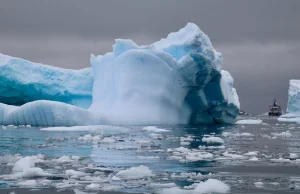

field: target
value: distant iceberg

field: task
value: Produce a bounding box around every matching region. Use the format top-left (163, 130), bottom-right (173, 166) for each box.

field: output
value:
top-left (279, 80), bottom-right (300, 123)
top-left (0, 23), bottom-right (240, 126)
top-left (286, 80), bottom-right (300, 115)
top-left (0, 53), bottom-right (93, 108)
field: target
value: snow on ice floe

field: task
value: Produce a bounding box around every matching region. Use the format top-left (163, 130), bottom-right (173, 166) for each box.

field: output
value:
top-left (222, 132), bottom-right (254, 137)
top-left (271, 131), bottom-right (292, 138)
top-left (159, 179), bottom-right (230, 194)
top-left (142, 126), bottom-right (170, 132)
top-left (278, 116), bottom-right (300, 124)
top-left (202, 136), bottom-right (224, 144)
top-left (0, 155), bottom-right (50, 180)
top-left (167, 147), bottom-right (214, 162)
top-left (254, 181), bottom-right (264, 188)
top-left (115, 165), bottom-right (152, 180)
top-left (289, 153), bottom-right (298, 159)
top-left (235, 119), bottom-right (262, 125)
top-left (18, 180), bottom-right (38, 187)
top-left (0, 23), bottom-right (240, 126)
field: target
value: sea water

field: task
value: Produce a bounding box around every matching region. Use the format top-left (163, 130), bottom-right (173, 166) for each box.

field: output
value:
top-left (0, 116), bottom-right (300, 193)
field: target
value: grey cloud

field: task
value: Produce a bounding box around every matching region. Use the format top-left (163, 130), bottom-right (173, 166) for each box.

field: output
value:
top-left (1, 0), bottom-right (300, 114)
top-left (1, 0), bottom-right (300, 43)
top-left (0, 35), bottom-right (155, 68)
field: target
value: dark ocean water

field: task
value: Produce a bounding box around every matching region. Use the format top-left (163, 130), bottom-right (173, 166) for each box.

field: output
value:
top-left (0, 116), bottom-right (300, 193)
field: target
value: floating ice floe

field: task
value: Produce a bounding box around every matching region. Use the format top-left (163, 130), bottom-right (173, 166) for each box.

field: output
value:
top-left (150, 182), bottom-right (177, 188)
top-left (143, 126), bottom-right (170, 132)
top-left (149, 133), bottom-right (164, 140)
top-left (52, 155), bottom-right (80, 163)
top-left (202, 136), bottom-right (224, 144)
top-left (0, 155), bottom-right (50, 180)
top-left (66, 170), bottom-right (87, 178)
top-left (167, 147), bottom-right (214, 162)
top-left (271, 131), bottom-right (292, 138)
top-left (243, 151), bottom-right (259, 156)
top-left (12, 156), bottom-right (37, 172)
top-left (222, 151), bottom-right (246, 160)
top-left (289, 153), bottom-right (298, 159)
top-left (115, 165), bottom-right (152, 180)
top-left (180, 136), bottom-right (194, 145)
top-left (85, 183), bottom-right (100, 191)
top-left (254, 182), bottom-right (264, 188)
top-left (222, 132), bottom-right (254, 137)
top-left (249, 157), bottom-right (259, 161)
top-left (159, 179), bottom-right (230, 194)
top-left (235, 119), bottom-right (262, 125)
top-left (18, 180), bottom-right (38, 187)
top-left (137, 156), bottom-right (160, 159)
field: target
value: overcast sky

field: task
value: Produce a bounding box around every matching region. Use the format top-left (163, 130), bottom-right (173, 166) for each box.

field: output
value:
top-left (0, 0), bottom-right (300, 114)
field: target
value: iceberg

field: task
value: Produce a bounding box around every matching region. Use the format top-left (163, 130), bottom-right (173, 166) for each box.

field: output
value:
top-left (0, 23), bottom-right (240, 126)
top-left (0, 53), bottom-right (93, 108)
top-left (279, 80), bottom-right (300, 123)
top-left (286, 80), bottom-right (300, 115)
top-left (90, 23), bottom-right (239, 124)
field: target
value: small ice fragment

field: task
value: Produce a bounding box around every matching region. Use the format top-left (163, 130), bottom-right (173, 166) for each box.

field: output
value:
top-left (116, 165), bottom-right (152, 180)
top-left (290, 153), bottom-right (298, 159)
top-left (235, 119), bottom-right (262, 125)
top-left (143, 126), bottom-right (170, 132)
top-left (85, 183), bottom-right (100, 190)
top-left (18, 180), bottom-right (38, 187)
top-left (254, 182), bottom-right (264, 188)
top-left (65, 169), bottom-right (87, 177)
top-left (249, 157), bottom-right (259, 161)
top-left (202, 137), bottom-right (224, 144)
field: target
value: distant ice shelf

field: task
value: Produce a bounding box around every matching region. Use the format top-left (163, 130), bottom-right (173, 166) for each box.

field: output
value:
top-left (0, 23), bottom-right (240, 126)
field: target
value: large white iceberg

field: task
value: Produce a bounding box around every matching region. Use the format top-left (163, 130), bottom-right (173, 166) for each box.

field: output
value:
top-left (0, 53), bottom-right (93, 108)
top-left (0, 23), bottom-right (240, 126)
top-left (279, 80), bottom-right (300, 123)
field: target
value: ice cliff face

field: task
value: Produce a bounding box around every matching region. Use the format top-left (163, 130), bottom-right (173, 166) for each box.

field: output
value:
top-left (0, 23), bottom-right (240, 126)
top-left (287, 80), bottom-right (300, 114)
top-left (0, 53), bottom-right (93, 108)
top-left (90, 23), bottom-right (239, 124)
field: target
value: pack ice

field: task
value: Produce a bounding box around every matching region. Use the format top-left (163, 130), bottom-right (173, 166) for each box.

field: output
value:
top-left (279, 80), bottom-right (300, 123)
top-left (0, 23), bottom-right (240, 126)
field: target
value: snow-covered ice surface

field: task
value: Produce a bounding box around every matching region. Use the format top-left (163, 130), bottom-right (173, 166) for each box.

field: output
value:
top-left (1, 116), bottom-right (300, 193)
top-left (0, 23), bottom-right (239, 126)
